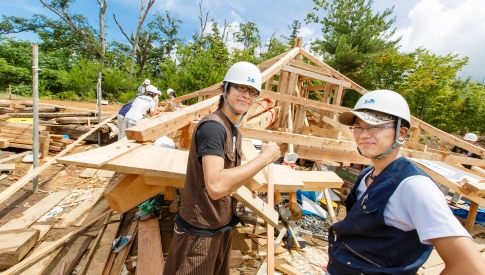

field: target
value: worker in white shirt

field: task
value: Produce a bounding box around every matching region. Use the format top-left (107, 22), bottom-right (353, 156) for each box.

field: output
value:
top-left (125, 85), bottom-right (157, 129)
top-left (136, 79), bottom-right (150, 96)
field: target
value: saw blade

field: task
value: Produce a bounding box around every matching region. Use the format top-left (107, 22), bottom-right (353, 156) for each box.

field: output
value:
top-left (288, 210), bottom-right (303, 220)
top-left (288, 202), bottom-right (303, 220)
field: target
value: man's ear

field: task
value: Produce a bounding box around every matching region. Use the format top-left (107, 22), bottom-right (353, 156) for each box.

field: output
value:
top-left (398, 127), bottom-right (409, 142)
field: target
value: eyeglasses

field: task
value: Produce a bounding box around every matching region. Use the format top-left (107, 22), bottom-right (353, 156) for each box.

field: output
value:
top-left (229, 83), bottom-right (260, 97)
top-left (349, 125), bottom-right (395, 133)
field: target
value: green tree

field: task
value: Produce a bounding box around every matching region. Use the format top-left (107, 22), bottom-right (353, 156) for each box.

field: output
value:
top-left (233, 20), bottom-right (261, 62)
top-left (305, 0), bottom-right (399, 88)
top-left (402, 48), bottom-right (468, 122)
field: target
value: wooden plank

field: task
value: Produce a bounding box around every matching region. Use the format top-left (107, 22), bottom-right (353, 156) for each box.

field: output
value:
top-left (2, 210), bottom-right (112, 275)
top-left (28, 224), bottom-right (52, 241)
top-left (275, 259), bottom-right (306, 275)
top-left (43, 235), bottom-right (91, 275)
top-left (20, 241), bottom-right (62, 275)
top-left (109, 220), bottom-right (138, 275)
top-left (0, 164), bottom-right (15, 172)
top-left (74, 199), bottom-right (111, 227)
top-left (85, 213), bottom-right (122, 275)
top-left (101, 146), bottom-right (188, 179)
top-left (233, 186), bottom-right (278, 227)
top-left (294, 171), bottom-right (344, 190)
top-left (80, 168), bottom-right (99, 178)
top-left (96, 169), bottom-right (116, 178)
top-left (0, 151), bottom-right (30, 164)
top-left (0, 229), bottom-right (39, 269)
top-left (104, 174), bottom-right (165, 213)
top-left (463, 179), bottom-right (485, 195)
top-left (57, 141), bottom-right (142, 168)
top-left (138, 219), bottom-right (164, 274)
top-left (54, 188), bottom-right (106, 229)
top-left (7, 112), bottom-right (94, 119)
top-left (0, 114), bottom-right (117, 206)
top-left (0, 191), bottom-right (69, 232)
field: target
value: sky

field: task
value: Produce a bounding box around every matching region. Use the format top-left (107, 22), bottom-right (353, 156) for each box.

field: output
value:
top-left (1, 0), bottom-right (484, 83)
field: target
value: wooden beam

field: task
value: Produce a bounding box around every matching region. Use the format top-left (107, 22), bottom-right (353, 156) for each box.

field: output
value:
top-left (104, 174), bottom-right (165, 213)
top-left (281, 65), bottom-right (351, 87)
top-left (288, 60), bottom-right (332, 77)
top-left (260, 89), bottom-right (350, 114)
top-left (412, 117), bottom-right (485, 157)
top-left (261, 47), bottom-right (300, 83)
top-left (244, 108), bottom-right (279, 129)
top-left (0, 114), bottom-right (117, 205)
top-left (298, 48), bottom-right (366, 94)
top-left (233, 186), bottom-right (278, 227)
top-left (239, 128), bottom-right (356, 151)
top-left (125, 96), bottom-right (219, 142)
top-left (0, 229), bottom-right (39, 269)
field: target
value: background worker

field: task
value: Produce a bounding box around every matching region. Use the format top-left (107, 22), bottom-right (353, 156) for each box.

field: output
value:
top-left (136, 79), bottom-right (150, 96)
top-left (117, 99), bottom-right (134, 140)
top-left (125, 84), bottom-right (157, 129)
top-left (440, 132), bottom-right (483, 204)
top-left (325, 90), bottom-right (484, 275)
top-left (163, 62), bottom-right (280, 275)
top-left (167, 88), bottom-right (178, 108)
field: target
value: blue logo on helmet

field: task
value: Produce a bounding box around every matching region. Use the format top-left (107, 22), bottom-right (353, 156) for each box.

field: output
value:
top-left (247, 77), bottom-right (255, 83)
top-left (364, 99), bottom-right (375, 104)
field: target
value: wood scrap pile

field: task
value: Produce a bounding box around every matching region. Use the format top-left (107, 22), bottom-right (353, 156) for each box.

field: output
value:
top-left (0, 99), bottom-right (118, 147)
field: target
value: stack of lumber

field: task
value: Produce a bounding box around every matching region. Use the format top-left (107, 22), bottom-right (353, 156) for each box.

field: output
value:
top-left (0, 121), bottom-right (50, 157)
top-left (0, 100), bottom-right (118, 145)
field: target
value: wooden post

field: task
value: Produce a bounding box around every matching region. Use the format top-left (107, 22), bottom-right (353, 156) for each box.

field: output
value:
top-left (8, 84), bottom-right (12, 100)
top-left (97, 71), bottom-right (103, 146)
top-left (465, 201), bottom-right (479, 232)
top-left (32, 43), bottom-right (39, 193)
top-left (267, 163), bottom-right (275, 274)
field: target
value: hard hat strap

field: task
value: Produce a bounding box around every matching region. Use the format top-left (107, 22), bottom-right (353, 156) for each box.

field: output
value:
top-left (223, 82), bottom-right (247, 127)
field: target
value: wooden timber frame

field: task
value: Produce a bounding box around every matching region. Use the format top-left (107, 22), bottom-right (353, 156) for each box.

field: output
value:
top-left (49, 37), bottom-right (485, 273)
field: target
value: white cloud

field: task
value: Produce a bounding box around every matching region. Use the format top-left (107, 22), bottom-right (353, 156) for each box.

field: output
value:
top-left (395, 0), bottom-right (485, 81)
top-left (298, 27), bottom-right (315, 39)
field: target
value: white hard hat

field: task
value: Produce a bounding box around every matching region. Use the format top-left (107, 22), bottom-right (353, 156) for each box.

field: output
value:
top-left (154, 136), bottom-right (175, 149)
top-left (143, 79), bottom-right (150, 85)
top-left (339, 90), bottom-right (411, 127)
top-left (155, 90), bottom-right (162, 96)
top-left (145, 85), bottom-right (157, 95)
top-left (464, 133), bottom-right (478, 142)
top-left (167, 88), bottom-right (174, 95)
top-left (223, 61), bottom-right (262, 92)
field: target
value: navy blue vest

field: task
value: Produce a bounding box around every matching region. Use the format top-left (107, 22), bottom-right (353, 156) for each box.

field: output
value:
top-left (327, 157), bottom-right (433, 275)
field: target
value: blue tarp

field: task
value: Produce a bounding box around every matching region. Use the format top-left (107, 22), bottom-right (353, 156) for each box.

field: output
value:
top-left (450, 201), bottom-right (485, 226)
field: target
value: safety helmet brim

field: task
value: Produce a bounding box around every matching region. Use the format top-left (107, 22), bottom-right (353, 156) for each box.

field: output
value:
top-left (339, 109), bottom-right (396, 126)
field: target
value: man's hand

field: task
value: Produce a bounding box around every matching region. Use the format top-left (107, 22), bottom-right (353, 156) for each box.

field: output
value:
top-left (260, 141), bottom-right (281, 165)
